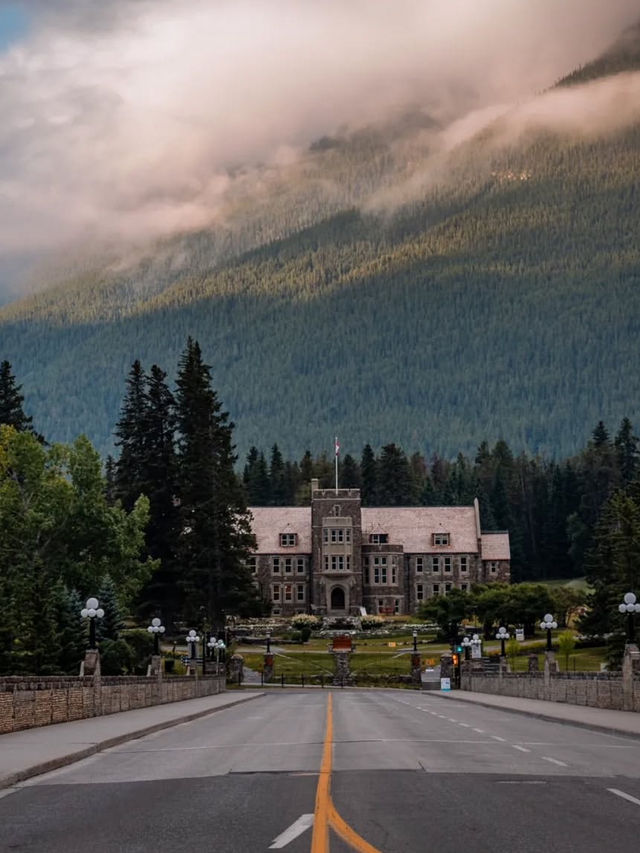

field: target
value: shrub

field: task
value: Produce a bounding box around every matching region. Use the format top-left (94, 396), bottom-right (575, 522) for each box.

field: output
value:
top-left (291, 614), bottom-right (320, 629)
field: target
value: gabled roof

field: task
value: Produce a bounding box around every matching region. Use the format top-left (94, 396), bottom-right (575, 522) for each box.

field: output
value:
top-left (480, 532), bottom-right (511, 560)
top-left (361, 506), bottom-right (479, 553)
top-left (249, 507), bottom-right (312, 553)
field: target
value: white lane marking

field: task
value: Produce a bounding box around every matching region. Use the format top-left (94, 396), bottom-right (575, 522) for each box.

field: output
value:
top-left (541, 756), bottom-right (568, 767)
top-left (269, 814), bottom-right (314, 848)
top-left (473, 729), bottom-right (485, 734)
top-left (447, 719), bottom-right (458, 723)
top-left (513, 745), bottom-right (531, 753)
top-left (608, 788), bottom-right (640, 808)
top-left (458, 723), bottom-right (470, 728)
top-left (491, 736), bottom-right (506, 742)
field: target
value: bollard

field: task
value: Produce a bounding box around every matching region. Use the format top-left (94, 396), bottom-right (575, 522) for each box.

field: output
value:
top-left (321, 674), bottom-right (324, 688)
top-left (281, 673), bottom-right (285, 688)
top-left (261, 670), bottom-right (264, 686)
top-left (301, 673), bottom-right (305, 688)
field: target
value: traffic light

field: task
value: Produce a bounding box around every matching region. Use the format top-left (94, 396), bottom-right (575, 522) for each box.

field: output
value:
top-left (452, 653), bottom-right (459, 666)
top-left (456, 644), bottom-right (463, 653)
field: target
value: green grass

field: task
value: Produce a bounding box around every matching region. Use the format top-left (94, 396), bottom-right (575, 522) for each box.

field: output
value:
top-left (507, 646), bottom-right (607, 673)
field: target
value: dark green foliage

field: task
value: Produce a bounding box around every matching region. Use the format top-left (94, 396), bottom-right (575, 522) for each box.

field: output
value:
top-left (174, 338), bottom-right (259, 625)
top-left (0, 360), bottom-right (36, 435)
top-left (97, 575), bottom-right (124, 642)
top-left (99, 638), bottom-right (135, 675)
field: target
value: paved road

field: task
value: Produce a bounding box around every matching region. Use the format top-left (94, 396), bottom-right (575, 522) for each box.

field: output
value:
top-left (1, 690), bottom-right (640, 852)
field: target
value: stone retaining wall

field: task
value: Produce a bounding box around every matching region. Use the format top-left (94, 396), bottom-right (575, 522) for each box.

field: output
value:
top-left (462, 671), bottom-right (640, 712)
top-left (0, 675), bottom-right (225, 734)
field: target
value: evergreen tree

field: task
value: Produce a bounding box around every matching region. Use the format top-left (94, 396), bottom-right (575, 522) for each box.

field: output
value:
top-left (97, 575), bottom-right (124, 642)
top-left (113, 360), bottom-right (147, 510)
top-left (360, 444), bottom-right (378, 506)
top-left (0, 360), bottom-right (38, 437)
top-left (614, 417), bottom-right (639, 486)
top-left (341, 453), bottom-right (361, 489)
top-left (56, 588), bottom-right (86, 675)
top-left (174, 338), bottom-right (259, 626)
top-left (377, 443), bottom-right (413, 505)
top-left (269, 444), bottom-right (287, 506)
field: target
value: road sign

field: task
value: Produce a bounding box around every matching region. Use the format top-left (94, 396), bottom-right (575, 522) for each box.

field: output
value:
top-left (440, 677), bottom-right (451, 691)
top-left (516, 628), bottom-right (525, 641)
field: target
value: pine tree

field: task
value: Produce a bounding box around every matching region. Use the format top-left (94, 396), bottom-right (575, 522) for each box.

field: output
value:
top-left (360, 444), bottom-right (378, 506)
top-left (341, 454), bottom-right (361, 489)
top-left (0, 360), bottom-right (38, 437)
top-left (113, 360), bottom-right (147, 511)
top-left (377, 443), bottom-right (414, 506)
top-left (614, 417), bottom-right (639, 486)
top-left (175, 338), bottom-right (259, 626)
top-left (269, 444), bottom-right (287, 506)
top-left (56, 588), bottom-right (86, 675)
top-left (97, 575), bottom-right (124, 642)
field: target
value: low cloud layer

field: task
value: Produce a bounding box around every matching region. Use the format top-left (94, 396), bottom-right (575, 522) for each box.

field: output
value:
top-left (0, 0), bottom-right (638, 262)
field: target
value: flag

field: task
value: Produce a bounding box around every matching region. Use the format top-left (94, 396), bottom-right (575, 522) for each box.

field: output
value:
top-left (335, 436), bottom-right (340, 457)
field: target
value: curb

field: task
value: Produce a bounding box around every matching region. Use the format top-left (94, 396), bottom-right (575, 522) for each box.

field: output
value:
top-left (0, 692), bottom-right (264, 790)
top-left (433, 692), bottom-right (640, 742)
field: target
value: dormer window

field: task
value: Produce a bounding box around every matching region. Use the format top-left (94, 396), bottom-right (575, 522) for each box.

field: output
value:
top-left (369, 533), bottom-right (388, 544)
top-left (433, 532), bottom-right (450, 546)
top-left (280, 533), bottom-right (297, 547)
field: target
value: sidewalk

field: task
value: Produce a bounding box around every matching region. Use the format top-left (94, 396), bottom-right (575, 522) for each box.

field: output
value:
top-left (0, 690), bottom-right (263, 790)
top-left (436, 689), bottom-right (640, 740)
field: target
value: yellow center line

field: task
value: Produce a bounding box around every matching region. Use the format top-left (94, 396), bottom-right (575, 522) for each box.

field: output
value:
top-left (311, 693), bottom-right (383, 853)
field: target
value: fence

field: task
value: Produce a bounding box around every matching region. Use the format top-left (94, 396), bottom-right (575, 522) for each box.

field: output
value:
top-left (0, 674), bottom-right (225, 734)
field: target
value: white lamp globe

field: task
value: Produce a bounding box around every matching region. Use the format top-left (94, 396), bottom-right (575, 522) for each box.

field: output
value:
top-left (86, 598), bottom-right (99, 610)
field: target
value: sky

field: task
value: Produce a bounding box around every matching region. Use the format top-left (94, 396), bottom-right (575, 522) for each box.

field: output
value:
top-left (0, 0), bottom-right (639, 277)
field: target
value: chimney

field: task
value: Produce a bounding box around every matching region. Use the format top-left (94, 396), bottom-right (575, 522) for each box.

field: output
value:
top-left (311, 478), bottom-right (319, 495)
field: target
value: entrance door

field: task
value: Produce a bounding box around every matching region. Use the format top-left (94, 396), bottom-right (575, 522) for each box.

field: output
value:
top-left (330, 586), bottom-right (346, 611)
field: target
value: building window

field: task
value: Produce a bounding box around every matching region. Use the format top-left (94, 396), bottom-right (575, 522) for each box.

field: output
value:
top-left (325, 555), bottom-right (351, 571)
top-left (394, 599), bottom-right (400, 615)
top-left (272, 607), bottom-right (281, 615)
top-left (284, 585), bottom-right (293, 602)
top-left (489, 561), bottom-right (498, 574)
top-left (272, 585), bottom-right (281, 602)
top-left (369, 533), bottom-right (389, 544)
top-left (296, 557), bottom-right (306, 574)
top-left (333, 505), bottom-right (341, 516)
top-left (416, 583), bottom-right (424, 601)
top-left (272, 557), bottom-right (280, 574)
top-left (377, 599), bottom-right (384, 612)
top-left (391, 565), bottom-right (397, 584)
top-left (247, 556), bottom-right (257, 574)
top-left (460, 556), bottom-right (468, 573)
top-left (445, 583), bottom-right (452, 593)
top-left (431, 556), bottom-right (440, 572)
top-left (416, 556), bottom-right (424, 573)
top-left (443, 557), bottom-right (452, 573)
top-left (324, 527), bottom-right (351, 543)
top-left (433, 583), bottom-right (440, 595)
top-left (296, 584), bottom-right (305, 602)
top-left (283, 558), bottom-right (293, 574)
top-left (373, 556), bottom-right (388, 584)
top-left (460, 583), bottom-right (469, 592)
top-left (280, 533), bottom-right (297, 547)
top-left (433, 532), bottom-right (450, 546)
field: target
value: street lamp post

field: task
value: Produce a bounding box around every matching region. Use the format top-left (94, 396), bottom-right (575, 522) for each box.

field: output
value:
top-left (147, 617), bottom-right (165, 655)
top-left (540, 613), bottom-right (557, 652)
top-left (266, 629), bottom-right (271, 655)
top-left (618, 592), bottom-right (640, 643)
top-left (462, 636), bottom-right (472, 661)
top-left (470, 633), bottom-right (482, 657)
top-left (496, 626), bottom-right (510, 657)
top-left (80, 597), bottom-right (105, 649)
top-left (186, 629), bottom-right (200, 673)
top-left (412, 629), bottom-right (418, 653)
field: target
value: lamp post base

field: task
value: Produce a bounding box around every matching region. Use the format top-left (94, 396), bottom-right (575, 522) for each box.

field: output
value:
top-left (80, 649), bottom-right (100, 677)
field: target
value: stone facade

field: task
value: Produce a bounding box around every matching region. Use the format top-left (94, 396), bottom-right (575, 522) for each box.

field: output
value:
top-left (0, 675), bottom-right (225, 734)
top-left (249, 483), bottom-right (511, 617)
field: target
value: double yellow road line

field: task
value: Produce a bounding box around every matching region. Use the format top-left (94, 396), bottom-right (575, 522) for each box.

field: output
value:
top-left (311, 694), bottom-right (382, 853)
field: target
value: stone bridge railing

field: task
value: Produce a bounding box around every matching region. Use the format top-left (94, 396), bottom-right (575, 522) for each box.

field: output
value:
top-left (0, 674), bottom-right (225, 734)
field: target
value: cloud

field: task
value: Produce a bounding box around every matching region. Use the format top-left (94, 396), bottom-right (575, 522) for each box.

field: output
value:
top-left (0, 0), bottom-right (638, 259)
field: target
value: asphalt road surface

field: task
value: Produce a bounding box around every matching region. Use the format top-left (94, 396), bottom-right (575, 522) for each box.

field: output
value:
top-left (1, 690), bottom-right (640, 852)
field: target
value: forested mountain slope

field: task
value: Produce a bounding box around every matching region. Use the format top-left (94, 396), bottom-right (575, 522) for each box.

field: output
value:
top-left (1, 30), bottom-right (639, 460)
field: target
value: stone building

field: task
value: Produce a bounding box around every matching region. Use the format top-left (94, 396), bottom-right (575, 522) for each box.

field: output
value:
top-left (248, 480), bottom-right (510, 617)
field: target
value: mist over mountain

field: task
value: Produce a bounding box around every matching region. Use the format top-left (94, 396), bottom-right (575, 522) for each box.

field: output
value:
top-left (1, 7), bottom-right (639, 462)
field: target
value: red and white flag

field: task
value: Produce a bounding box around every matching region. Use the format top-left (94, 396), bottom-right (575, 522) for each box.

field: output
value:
top-left (335, 436), bottom-right (340, 457)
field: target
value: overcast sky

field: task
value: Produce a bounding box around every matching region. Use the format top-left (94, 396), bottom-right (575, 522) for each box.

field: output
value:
top-left (0, 0), bottom-right (638, 262)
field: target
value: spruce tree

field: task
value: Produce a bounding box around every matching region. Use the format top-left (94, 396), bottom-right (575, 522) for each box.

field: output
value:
top-left (97, 575), bottom-right (124, 642)
top-left (614, 417), bottom-right (639, 486)
top-left (269, 444), bottom-right (287, 506)
top-left (175, 338), bottom-right (258, 626)
top-left (0, 360), bottom-right (38, 437)
top-left (377, 443), bottom-right (413, 506)
top-left (360, 444), bottom-right (378, 506)
top-left (113, 360), bottom-right (147, 511)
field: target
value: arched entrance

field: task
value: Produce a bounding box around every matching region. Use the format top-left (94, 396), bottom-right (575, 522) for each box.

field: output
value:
top-left (330, 586), bottom-right (346, 612)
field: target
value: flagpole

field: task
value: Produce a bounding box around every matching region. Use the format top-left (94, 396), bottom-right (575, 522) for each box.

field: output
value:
top-left (335, 436), bottom-right (339, 491)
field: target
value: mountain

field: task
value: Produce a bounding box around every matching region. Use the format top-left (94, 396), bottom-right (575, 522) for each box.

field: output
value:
top-left (1, 27), bottom-right (640, 462)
